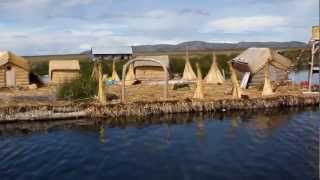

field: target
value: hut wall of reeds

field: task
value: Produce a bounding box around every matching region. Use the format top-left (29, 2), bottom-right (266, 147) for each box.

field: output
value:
top-left (0, 51), bottom-right (30, 87)
top-left (133, 55), bottom-right (170, 82)
top-left (49, 60), bottom-right (80, 84)
top-left (231, 48), bottom-right (292, 86)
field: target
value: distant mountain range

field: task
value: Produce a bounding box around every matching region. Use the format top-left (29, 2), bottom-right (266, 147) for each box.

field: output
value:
top-left (132, 41), bottom-right (307, 53)
top-left (83, 41), bottom-right (307, 54)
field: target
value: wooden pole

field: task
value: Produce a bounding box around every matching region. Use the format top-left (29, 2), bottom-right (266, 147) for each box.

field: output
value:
top-left (308, 43), bottom-right (315, 92)
top-left (121, 63), bottom-right (127, 103)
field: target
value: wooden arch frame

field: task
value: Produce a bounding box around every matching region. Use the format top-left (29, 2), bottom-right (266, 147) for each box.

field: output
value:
top-left (121, 58), bottom-right (169, 103)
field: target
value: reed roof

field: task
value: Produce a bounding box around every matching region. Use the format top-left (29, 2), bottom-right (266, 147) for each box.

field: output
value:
top-left (49, 60), bottom-right (80, 76)
top-left (133, 55), bottom-right (170, 68)
top-left (231, 48), bottom-right (292, 74)
top-left (0, 51), bottom-right (30, 70)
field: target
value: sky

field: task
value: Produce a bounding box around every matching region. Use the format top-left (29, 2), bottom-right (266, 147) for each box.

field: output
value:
top-left (0, 0), bottom-right (319, 55)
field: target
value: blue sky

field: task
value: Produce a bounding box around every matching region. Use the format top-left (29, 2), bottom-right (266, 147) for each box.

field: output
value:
top-left (0, 0), bottom-right (318, 55)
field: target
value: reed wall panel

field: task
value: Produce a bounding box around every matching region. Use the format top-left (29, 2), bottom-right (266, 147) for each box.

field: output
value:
top-left (51, 71), bottom-right (79, 84)
top-left (0, 67), bottom-right (5, 87)
top-left (135, 67), bottom-right (166, 81)
top-left (14, 65), bottom-right (29, 86)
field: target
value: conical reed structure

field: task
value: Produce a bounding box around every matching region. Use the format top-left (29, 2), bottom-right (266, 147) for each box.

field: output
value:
top-left (228, 62), bottom-right (242, 99)
top-left (193, 63), bottom-right (204, 99)
top-left (262, 63), bottom-right (274, 96)
top-left (182, 49), bottom-right (197, 81)
top-left (125, 63), bottom-right (135, 85)
top-left (92, 62), bottom-right (106, 104)
top-left (204, 53), bottom-right (224, 84)
top-left (111, 60), bottom-right (120, 81)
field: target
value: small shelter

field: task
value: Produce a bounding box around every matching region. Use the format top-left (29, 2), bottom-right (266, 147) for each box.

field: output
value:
top-left (49, 60), bottom-right (80, 84)
top-left (0, 51), bottom-right (30, 87)
top-left (182, 51), bottom-right (197, 81)
top-left (204, 54), bottom-right (224, 84)
top-left (133, 55), bottom-right (171, 82)
top-left (230, 48), bottom-right (292, 87)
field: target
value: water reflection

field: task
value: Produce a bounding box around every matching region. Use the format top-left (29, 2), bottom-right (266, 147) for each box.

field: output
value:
top-left (289, 70), bottom-right (319, 84)
top-left (0, 107), bottom-right (317, 139)
top-left (0, 107), bottom-right (318, 180)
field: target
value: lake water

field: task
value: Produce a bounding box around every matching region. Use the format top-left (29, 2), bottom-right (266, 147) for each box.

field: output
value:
top-left (289, 70), bottom-right (320, 85)
top-left (0, 108), bottom-right (319, 180)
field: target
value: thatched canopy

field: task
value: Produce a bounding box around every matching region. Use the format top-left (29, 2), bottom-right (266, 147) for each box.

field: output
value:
top-left (204, 54), bottom-right (224, 84)
top-left (231, 48), bottom-right (292, 74)
top-left (0, 51), bottom-right (30, 70)
top-left (49, 60), bottom-right (80, 77)
top-left (133, 55), bottom-right (170, 68)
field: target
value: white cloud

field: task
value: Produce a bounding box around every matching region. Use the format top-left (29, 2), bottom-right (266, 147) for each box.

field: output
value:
top-left (203, 16), bottom-right (288, 33)
top-left (62, 0), bottom-right (96, 7)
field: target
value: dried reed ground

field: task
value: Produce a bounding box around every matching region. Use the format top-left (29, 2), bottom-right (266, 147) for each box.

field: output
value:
top-left (107, 80), bottom-right (303, 103)
top-left (0, 80), bottom-right (304, 107)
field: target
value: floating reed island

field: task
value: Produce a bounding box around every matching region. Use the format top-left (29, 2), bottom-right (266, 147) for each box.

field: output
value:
top-left (1, 48), bottom-right (319, 123)
top-left (0, 92), bottom-right (319, 123)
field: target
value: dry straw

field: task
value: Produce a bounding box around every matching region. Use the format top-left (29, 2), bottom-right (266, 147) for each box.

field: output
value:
top-left (228, 62), bottom-right (242, 99)
top-left (262, 63), bottom-right (274, 96)
top-left (193, 63), bottom-right (204, 99)
top-left (182, 49), bottom-right (197, 81)
top-left (204, 53), bottom-right (224, 84)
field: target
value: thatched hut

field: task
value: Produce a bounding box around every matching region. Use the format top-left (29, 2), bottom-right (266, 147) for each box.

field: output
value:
top-left (0, 51), bottom-right (30, 87)
top-left (230, 48), bottom-right (292, 87)
top-left (49, 60), bottom-right (80, 84)
top-left (133, 55), bottom-right (171, 82)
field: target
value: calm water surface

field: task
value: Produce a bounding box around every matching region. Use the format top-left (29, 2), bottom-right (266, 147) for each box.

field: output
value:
top-left (0, 108), bottom-right (319, 180)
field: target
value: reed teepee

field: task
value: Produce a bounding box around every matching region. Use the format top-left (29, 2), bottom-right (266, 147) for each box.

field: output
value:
top-left (193, 63), bottom-right (204, 99)
top-left (125, 63), bottom-right (135, 85)
top-left (262, 63), bottom-right (274, 96)
top-left (182, 49), bottom-right (197, 81)
top-left (228, 62), bottom-right (242, 99)
top-left (111, 60), bottom-right (120, 81)
top-left (204, 53), bottom-right (224, 84)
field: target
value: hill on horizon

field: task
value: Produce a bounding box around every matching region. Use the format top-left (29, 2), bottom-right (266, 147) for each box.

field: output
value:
top-left (80, 41), bottom-right (306, 55)
top-left (132, 41), bottom-right (307, 53)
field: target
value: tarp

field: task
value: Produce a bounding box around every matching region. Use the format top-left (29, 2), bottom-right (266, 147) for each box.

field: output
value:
top-left (231, 48), bottom-right (292, 74)
top-left (0, 51), bottom-right (30, 70)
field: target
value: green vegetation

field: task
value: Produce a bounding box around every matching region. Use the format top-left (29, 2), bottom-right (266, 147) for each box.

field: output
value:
top-left (57, 61), bottom-right (96, 100)
top-left (279, 49), bottom-right (311, 69)
top-left (170, 53), bottom-right (238, 77)
top-left (57, 75), bottom-right (97, 100)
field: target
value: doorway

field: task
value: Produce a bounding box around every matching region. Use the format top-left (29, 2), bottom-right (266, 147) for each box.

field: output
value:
top-left (6, 66), bottom-right (16, 87)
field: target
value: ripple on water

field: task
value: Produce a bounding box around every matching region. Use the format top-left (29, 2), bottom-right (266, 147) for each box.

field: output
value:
top-left (0, 109), bottom-right (318, 180)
